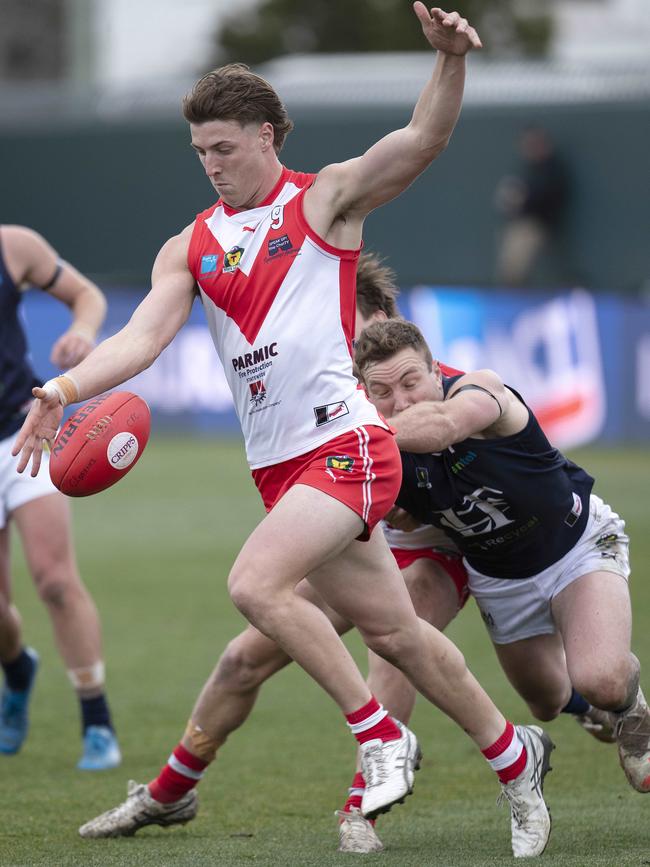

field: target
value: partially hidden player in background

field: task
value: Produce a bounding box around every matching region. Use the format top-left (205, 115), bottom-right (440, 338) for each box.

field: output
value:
top-left (0, 225), bottom-right (120, 769)
top-left (75, 253), bottom-right (473, 853)
top-left (15, 8), bottom-right (553, 857)
top-left (353, 319), bottom-right (650, 817)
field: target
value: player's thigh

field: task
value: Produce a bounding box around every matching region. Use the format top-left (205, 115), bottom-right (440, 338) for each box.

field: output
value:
top-left (306, 526), bottom-right (418, 636)
top-left (12, 492), bottom-right (77, 579)
top-left (495, 631), bottom-right (570, 709)
top-left (552, 570), bottom-right (632, 675)
top-left (229, 483), bottom-right (364, 596)
top-left (401, 558), bottom-right (461, 631)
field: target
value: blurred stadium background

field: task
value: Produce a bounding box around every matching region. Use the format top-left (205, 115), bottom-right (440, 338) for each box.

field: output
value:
top-left (1, 2), bottom-right (649, 864)
top-left (3, 0), bottom-right (650, 448)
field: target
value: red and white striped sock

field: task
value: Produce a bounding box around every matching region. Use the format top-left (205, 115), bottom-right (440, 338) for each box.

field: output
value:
top-left (481, 721), bottom-right (527, 783)
top-left (148, 743), bottom-right (209, 803)
top-left (342, 771), bottom-right (366, 813)
top-left (345, 696), bottom-right (401, 745)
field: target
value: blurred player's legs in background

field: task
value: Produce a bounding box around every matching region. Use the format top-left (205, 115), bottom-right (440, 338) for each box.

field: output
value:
top-left (0, 471), bottom-right (119, 769)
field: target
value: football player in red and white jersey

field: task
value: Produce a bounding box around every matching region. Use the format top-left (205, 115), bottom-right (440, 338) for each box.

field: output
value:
top-left (15, 7), bottom-right (551, 857)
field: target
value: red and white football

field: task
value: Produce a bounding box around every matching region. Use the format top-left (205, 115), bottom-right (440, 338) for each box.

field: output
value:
top-left (49, 391), bottom-right (151, 497)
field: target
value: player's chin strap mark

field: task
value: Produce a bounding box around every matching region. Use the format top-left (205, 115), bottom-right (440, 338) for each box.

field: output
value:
top-left (448, 383), bottom-right (503, 417)
top-left (40, 373), bottom-right (80, 407)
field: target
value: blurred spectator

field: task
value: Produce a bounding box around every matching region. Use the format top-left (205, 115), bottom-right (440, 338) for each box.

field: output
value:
top-left (495, 126), bottom-right (570, 287)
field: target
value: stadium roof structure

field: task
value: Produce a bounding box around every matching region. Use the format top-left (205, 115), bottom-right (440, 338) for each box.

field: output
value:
top-left (0, 54), bottom-right (649, 128)
top-left (259, 53), bottom-right (650, 109)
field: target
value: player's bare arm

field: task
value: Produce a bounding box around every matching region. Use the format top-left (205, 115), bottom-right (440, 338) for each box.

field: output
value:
top-left (303, 5), bottom-right (481, 247)
top-left (391, 370), bottom-right (526, 453)
top-left (12, 226), bottom-right (197, 476)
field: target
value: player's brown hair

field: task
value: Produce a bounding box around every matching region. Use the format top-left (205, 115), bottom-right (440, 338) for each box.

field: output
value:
top-left (354, 319), bottom-right (433, 380)
top-left (182, 64), bottom-right (294, 154)
top-left (356, 252), bottom-right (400, 319)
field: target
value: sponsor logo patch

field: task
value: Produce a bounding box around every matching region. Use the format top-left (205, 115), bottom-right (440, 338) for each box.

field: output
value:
top-left (107, 432), bottom-right (139, 470)
top-left (223, 246), bottom-right (244, 273)
top-left (314, 401), bottom-right (349, 426)
top-left (200, 254), bottom-right (219, 274)
top-left (267, 234), bottom-right (293, 257)
top-left (564, 491), bottom-right (583, 527)
top-left (326, 455), bottom-right (355, 472)
top-left (249, 380), bottom-right (267, 407)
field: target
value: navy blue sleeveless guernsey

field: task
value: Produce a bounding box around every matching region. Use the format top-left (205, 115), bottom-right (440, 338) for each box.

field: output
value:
top-left (397, 376), bottom-right (594, 580)
top-left (0, 230), bottom-right (41, 440)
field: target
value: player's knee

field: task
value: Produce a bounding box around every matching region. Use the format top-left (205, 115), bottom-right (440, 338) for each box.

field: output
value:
top-left (573, 663), bottom-right (635, 710)
top-left (363, 625), bottom-right (419, 667)
top-left (228, 565), bottom-right (263, 619)
top-left (214, 640), bottom-right (267, 693)
top-left (527, 700), bottom-right (562, 722)
top-left (36, 574), bottom-right (71, 609)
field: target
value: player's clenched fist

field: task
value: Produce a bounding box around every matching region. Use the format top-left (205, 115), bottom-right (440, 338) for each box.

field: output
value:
top-left (413, 3), bottom-right (482, 55)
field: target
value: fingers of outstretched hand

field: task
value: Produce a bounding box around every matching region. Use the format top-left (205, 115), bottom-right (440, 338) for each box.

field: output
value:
top-left (14, 435), bottom-right (42, 477)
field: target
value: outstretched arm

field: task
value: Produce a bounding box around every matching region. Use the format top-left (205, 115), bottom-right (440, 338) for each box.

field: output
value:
top-left (304, 5), bottom-right (481, 237)
top-left (13, 227), bottom-right (197, 476)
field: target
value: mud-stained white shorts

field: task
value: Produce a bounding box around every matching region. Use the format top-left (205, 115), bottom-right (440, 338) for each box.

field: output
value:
top-left (0, 433), bottom-right (58, 529)
top-left (468, 495), bottom-right (630, 645)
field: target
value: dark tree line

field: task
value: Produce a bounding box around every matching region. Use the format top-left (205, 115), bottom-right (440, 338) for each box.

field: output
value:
top-left (211, 0), bottom-right (553, 67)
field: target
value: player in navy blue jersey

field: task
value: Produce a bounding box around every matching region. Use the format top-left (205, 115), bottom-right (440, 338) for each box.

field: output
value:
top-left (0, 224), bottom-right (120, 769)
top-left (355, 317), bottom-right (650, 799)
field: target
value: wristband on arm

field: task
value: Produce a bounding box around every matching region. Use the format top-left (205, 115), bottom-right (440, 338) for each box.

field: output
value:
top-left (40, 373), bottom-right (80, 407)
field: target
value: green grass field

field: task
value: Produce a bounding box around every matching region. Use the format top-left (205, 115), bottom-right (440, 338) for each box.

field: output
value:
top-left (1, 440), bottom-right (648, 867)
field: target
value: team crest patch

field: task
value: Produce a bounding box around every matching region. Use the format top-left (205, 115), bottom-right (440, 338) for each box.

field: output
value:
top-left (314, 401), bottom-right (349, 426)
top-left (249, 380), bottom-right (266, 406)
top-left (326, 455), bottom-right (355, 472)
top-left (416, 467), bottom-right (431, 489)
top-left (200, 254), bottom-right (219, 274)
top-left (223, 246), bottom-right (244, 273)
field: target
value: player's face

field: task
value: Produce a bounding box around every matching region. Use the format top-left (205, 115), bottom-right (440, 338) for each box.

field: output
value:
top-left (354, 308), bottom-right (387, 342)
top-left (190, 119), bottom-right (274, 209)
top-left (363, 347), bottom-right (442, 417)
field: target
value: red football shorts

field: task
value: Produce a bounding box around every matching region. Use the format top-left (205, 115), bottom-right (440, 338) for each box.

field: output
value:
top-left (391, 546), bottom-right (470, 607)
top-left (252, 425), bottom-right (401, 541)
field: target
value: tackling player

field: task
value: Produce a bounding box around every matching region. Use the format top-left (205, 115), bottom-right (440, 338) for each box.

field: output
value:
top-left (15, 8), bottom-right (553, 857)
top-left (0, 224), bottom-right (120, 769)
top-left (355, 319), bottom-right (650, 814)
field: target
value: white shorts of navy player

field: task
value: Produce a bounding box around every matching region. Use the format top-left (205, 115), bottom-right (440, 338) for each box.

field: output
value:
top-left (356, 318), bottom-right (650, 796)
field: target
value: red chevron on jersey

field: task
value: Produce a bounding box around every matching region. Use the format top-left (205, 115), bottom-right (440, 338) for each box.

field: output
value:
top-left (188, 168), bottom-right (315, 345)
top-left (187, 166), bottom-right (388, 470)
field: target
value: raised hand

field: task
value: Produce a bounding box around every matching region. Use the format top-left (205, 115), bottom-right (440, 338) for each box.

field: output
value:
top-left (50, 328), bottom-right (95, 368)
top-left (413, 4), bottom-right (482, 55)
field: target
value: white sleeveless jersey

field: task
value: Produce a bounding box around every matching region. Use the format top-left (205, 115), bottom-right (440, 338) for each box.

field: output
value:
top-left (188, 167), bottom-right (388, 469)
top-left (382, 520), bottom-right (460, 554)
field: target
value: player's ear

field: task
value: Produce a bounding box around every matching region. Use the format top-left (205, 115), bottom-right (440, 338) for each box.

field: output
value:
top-left (259, 122), bottom-right (274, 152)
